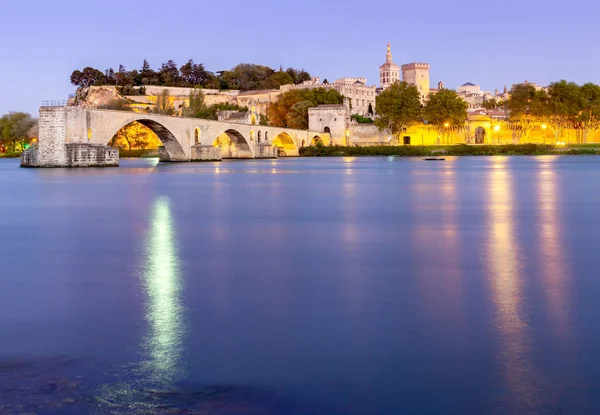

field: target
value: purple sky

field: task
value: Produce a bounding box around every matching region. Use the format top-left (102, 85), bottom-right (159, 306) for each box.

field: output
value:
top-left (2, 0), bottom-right (599, 115)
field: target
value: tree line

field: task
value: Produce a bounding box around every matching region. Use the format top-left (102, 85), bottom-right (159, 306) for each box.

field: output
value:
top-left (375, 82), bottom-right (469, 138)
top-left (70, 60), bottom-right (312, 92)
top-left (375, 79), bottom-right (600, 143)
top-left (505, 81), bottom-right (600, 141)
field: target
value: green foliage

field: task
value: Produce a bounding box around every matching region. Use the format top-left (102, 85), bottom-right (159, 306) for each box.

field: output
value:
top-left (154, 90), bottom-right (175, 115)
top-left (268, 88), bottom-right (344, 128)
top-left (482, 98), bottom-right (499, 110)
top-left (423, 89), bottom-right (468, 130)
top-left (182, 88), bottom-right (207, 118)
top-left (300, 145), bottom-right (431, 157)
top-left (507, 80), bottom-right (600, 142)
top-left (299, 143), bottom-right (599, 157)
top-left (0, 112), bottom-right (37, 153)
top-left (351, 115), bottom-right (374, 124)
top-left (262, 71), bottom-right (294, 89)
top-left (375, 81), bottom-right (422, 136)
top-left (70, 60), bottom-right (311, 92)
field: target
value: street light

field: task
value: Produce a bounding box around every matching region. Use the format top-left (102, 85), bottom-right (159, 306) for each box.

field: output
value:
top-left (494, 124), bottom-right (501, 144)
top-left (541, 123), bottom-right (547, 144)
top-left (444, 123), bottom-right (450, 144)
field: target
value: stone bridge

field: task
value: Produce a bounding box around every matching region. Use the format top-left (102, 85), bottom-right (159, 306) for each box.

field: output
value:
top-left (21, 106), bottom-right (335, 167)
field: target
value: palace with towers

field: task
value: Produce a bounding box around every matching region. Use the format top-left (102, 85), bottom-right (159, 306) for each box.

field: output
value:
top-left (379, 43), bottom-right (432, 101)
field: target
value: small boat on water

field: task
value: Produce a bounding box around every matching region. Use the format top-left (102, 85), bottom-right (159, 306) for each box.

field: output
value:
top-left (423, 157), bottom-right (445, 161)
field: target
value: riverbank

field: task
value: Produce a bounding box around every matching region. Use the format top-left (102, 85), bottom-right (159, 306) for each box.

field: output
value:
top-left (299, 144), bottom-right (600, 157)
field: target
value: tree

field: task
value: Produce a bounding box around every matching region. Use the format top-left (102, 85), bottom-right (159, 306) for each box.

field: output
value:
top-left (268, 88), bottom-right (344, 128)
top-left (70, 67), bottom-right (105, 87)
top-left (180, 59), bottom-right (209, 87)
top-left (506, 83), bottom-right (545, 140)
top-left (158, 60), bottom-right (180, 86)
top-left (140, 59), bottom-right (159, 85)
top-left (368, 102), bottom-right (374, 116)
top-left (375, 81), bottom-right (422, 139)
top-left (541, 80), bottom-right (583, 142)
top-left (0, 112), bottom-right (37, 153)
top-left (261, 71), bottom-right (294, 89)
top-left (578, 82), bottom-right (600, 142)
top-left (423, 89), bottom-right (468, 143)
top-left (182, 88), bottom-right (208, 118)
top-left (154, 90), bottom-right (175, 115)
top-left (482, 98), bottom-right (498, 110)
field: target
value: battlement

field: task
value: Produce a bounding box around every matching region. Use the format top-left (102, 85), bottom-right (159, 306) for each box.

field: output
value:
top-left (401, 63), bottom-right (430, 70)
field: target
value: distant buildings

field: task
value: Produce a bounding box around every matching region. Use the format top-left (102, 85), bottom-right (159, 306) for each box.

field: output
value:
top-left (456, 82), bottom-right (492, 109)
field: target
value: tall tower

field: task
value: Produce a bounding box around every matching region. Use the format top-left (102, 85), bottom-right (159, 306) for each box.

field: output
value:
top-left (401, 62), bottom-right (430, 102)
top-left (379, 43), bottom-right (400, 89)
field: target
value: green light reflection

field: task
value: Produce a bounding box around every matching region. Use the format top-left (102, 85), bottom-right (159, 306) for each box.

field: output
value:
top-left (141, 196), bottom-right (185, 385)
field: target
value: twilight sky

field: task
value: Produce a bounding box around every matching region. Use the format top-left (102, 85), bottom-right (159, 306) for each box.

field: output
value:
top-left (2, 0), bottom-right (599, 115)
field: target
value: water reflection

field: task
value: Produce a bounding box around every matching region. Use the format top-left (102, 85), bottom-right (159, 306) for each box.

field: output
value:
top-left (486, 163), bottom-right (539, 407)
top-left (141, 196), bottom-right (186, 384)
top-left (538, 164), bottom-right (568, 330)
top-left (95, 196), bottom-right (186, 412)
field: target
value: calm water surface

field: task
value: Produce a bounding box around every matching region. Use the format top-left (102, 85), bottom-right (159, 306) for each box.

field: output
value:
top-left (2, 156), bottom-right (600, 414)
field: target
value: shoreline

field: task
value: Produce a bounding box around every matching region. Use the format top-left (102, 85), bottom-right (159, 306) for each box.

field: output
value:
top-left (4, 144), bottom-right (600, 161)
top-left (298, 144), bottom-right (600, 157)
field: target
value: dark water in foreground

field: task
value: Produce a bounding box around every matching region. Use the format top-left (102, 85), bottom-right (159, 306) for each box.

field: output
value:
top-left (2, 156), bottom-right (600, 414)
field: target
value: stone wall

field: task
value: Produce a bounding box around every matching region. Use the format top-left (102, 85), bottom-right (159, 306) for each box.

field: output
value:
top-left (255, 144), bottom-right (278, 159)
top-left (66, 144), bottom-right (118, 167)
top-left (191, 145), bottom-right (222, 161)
top-left (22, 142), bottom-right (118, 167)
top-left (348, 124), bottom-right (389, 145)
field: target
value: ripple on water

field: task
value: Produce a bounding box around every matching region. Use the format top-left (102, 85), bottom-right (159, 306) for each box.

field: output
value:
top-left (0, 357), bottom-right (352, 415)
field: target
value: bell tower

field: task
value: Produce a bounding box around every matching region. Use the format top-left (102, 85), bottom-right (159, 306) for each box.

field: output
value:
top-left (379, 43), bottom-right (400, 89)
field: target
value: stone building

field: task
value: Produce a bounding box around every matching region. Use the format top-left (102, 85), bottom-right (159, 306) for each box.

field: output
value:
top-left (379, 44), bottom-right (400, 89)
top-left (332, 78), bottom-right (376, 116)
top-left (456, 82), bottom-right (493, 109)
top-left (402, 63), bottom-right (431, 102)
top-left (282, 76), bottom-right (377, 117)
top-left (308, 104), bottom-right (348, 142)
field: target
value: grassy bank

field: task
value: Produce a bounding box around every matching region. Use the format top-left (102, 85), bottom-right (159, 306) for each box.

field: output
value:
top-left (0, 152), bottom-right (21, 158)
top-left (299, 144), bottom-right (600, 157)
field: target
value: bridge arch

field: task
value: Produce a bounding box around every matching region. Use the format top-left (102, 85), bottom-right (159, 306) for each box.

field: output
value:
top-left (107, 118), bottom-right (187, 161)
top-left (213, 129), bottom-right (253, 159)
top-left (272, 132), bottom-right (299, 157)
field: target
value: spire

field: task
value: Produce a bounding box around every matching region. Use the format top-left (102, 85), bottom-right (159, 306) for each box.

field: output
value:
top-left (386, 43), bottom-right (393, 64)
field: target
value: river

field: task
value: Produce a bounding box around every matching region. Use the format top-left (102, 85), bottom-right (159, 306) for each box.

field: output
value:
top-left (1, 156), bottom-right (600, 414)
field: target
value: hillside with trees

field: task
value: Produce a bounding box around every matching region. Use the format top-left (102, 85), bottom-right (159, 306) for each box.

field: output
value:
top-left (70, 60), bottom-right (312, 92)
